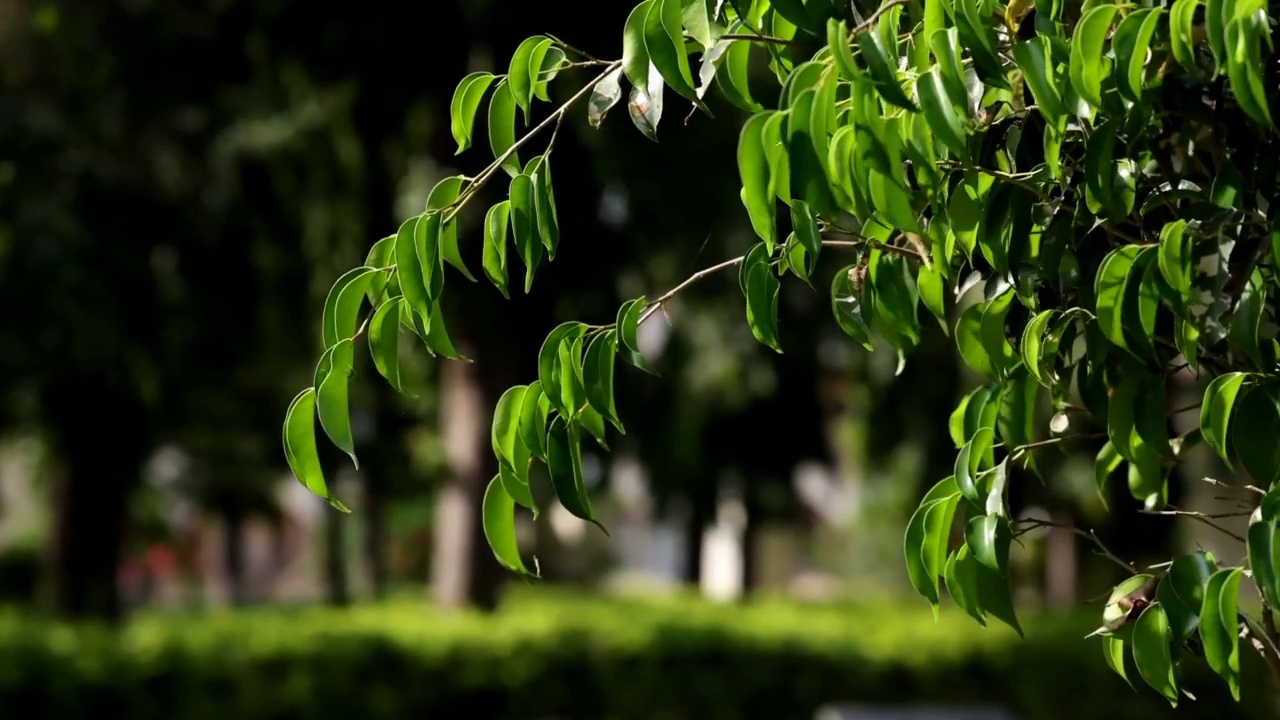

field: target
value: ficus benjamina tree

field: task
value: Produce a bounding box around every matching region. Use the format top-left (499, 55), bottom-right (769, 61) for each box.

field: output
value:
top-left (279, 0), bottom-right (1280, 706)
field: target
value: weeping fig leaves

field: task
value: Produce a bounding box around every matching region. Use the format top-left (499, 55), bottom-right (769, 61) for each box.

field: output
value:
top-left (290, 2), bottom-right (1280, 705)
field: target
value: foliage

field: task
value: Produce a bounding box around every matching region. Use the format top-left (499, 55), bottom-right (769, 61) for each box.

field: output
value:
top-left (0, 592), bottom-right (1273, 719)
top-left (282, 0), bottom-right (1280, 704)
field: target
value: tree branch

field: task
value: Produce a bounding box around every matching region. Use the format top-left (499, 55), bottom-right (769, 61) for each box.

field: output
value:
top-left (1014, 517), bottom-right (1136, 573)
top-left (1138, 506), bottom-right (1247, 542)
top-left (639, 255), bottom-right (745, 324)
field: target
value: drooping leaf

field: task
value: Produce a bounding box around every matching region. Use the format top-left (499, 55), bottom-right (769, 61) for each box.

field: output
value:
top-left (1111, 8), bottom-right (1163, 103)
top-left (955, 427), bottom-right (995, 507)
top-left (588, 66), bottom-right (624, 128)
top-left (616, 297), bottom-right (658, 375)
top-left (363, 235), bottom-right (398, 304)
top-left (1094, 245), bottom-right (1143, 355)
top-left (1169, 0), bottom-right (1203, 75)
top-left (1069, 4), bottom-right (1119, 111)
top-left (629, 62), bottom-right (666, 141)
top-left (922, 493), bottom-right (964, 609)
top-left (316, 338), bottom-right (357, 468)
top-left (368, 298), bottom-right (406, 393)
top-left (1233, 385), bottom-right (1280, 485)
top-left (532, 46), bottom-right (566, 102)
top-left (1200, 568), bottom-right (1243, 701)
top-left (643, 0), bottom-right (699, 101)
top-left (488, 80), bottom-right (521, 176)
top-left (1247, 495), bottom-right (1280, 610)
top-left (394, 215), bottom-right (432, 320)
top-left (856, 30), bottom-right (917, 112)
top-left (1200, 372), bottom-right (1247, 465)
top-left (425, 175), bottom-right (477, 282)
top-left (1157, 220), bottom-right (1192, 309)
top-left (917, 67), bottom-right (968, 158)
top-left (832, 265), bottom-right (875, 350)
top-left (583, 329), bottom-right (623, 432)
top-left (1020, 309), bottom-right (1057, 387)
top-left (622, 1), bottom-right (655, 93)
top-left (482, 476), bottom-right (533, 575)
top-left (321, 266), bottom-right (381, 348)
top-left (546, 416), bottom-right (605, 531)
top-left (1012, 35), bottom-right (1066, 126)
top-left (451, 72), bottom-right (496, 154)
top-left (1132, 604), bottom-right (1179, 706)
top-left (1095, 440), bottom-right (1123, 509)
top-left (532, 154), bottom-right (561, 259)
top-left (745, 261), bottom-right (782, 352)
top-left (509, 173), bottom-right (541, 293)
top-left (415, 211), bottom-right (446, 302)
top-left (711, 38), bottom-right (761, 111)
top-left (518, 381), bottom-right (552, 461)
top-left (738, 111), bottom-right (778, 251)
top-left (508, 36), bottom-right (553, 123)
top-left (538, 322), bottom-right (588, 417)
top-left (483, 200), bottom-right (511, 298)
top-left (283, 388), bottom-right (347, 512)
top-left (965, 513), bottom-right (1011, 573)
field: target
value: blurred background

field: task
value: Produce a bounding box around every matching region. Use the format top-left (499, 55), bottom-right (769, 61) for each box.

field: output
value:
top-left (0, 1), bottom-right (1274, 718)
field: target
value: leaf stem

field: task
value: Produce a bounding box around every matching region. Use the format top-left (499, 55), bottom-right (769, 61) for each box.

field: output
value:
top-left (715, 32), bottom-right (796, 45)
top-left (1137, 506), bottom-right (1248, 542)
top-left (1013, 517), bottom-right (1135, 573)
top-left (639, 255), bottom-right (746, 325)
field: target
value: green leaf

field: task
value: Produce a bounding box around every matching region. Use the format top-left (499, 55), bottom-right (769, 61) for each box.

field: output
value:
top-left (682, 0), bottom-right (717, 50)
top-left (623, 1), bottom-right (655, 93)
top-left (1205, 0), bottom-right (1230, 73)
top-left (1102, 635), bottom-right (1131, 688)
top-left (922, 494), bottom-right (964, 609)
top-left (410, 302), bottom-right (470, 362)
top-left (424, 177), bottom-right (477, 283)
top-left (770, 0), bottom-right (823, 33)
top-left (904, 477), bottom-right (961, 608)
top-left (831, 265), bottom-right (875, 350)
top-left (493, 385), bottom-right (529, 469)
top-left (929, 28), bottom-right (970, 112)
top-left (787, 87), bottom-right (838, 218)
top-left (738, 111), bottom-right (779, 251)
top-left (518, 381), bottom-right (552, 461)
top-left (588, 66), bottom-right (624, 128)
top-left (745, 261), bottom-right (782, 352)
top-left (508, 36), bottom-right (552, 124)
top-left (979, 290), bottom-right (1017, 380)
top-left (1157, 552), bottom-right (1214, 645)
top-left (946, 544), bottom-right (987, 624)
top-left (483, 200), bottom-right (511, 299)
top-left (316, 338), bottom-right (357, 468)
top-left (416, 211), bottom-right (446, 302)
top-left (997, 371), bottom-right (1039, 461)
top-left (1234, 385), bottom-right (1280, 485)
top-left (917, 67), bottom-right (968, 158)
top-left (628, 63), bottom-right (665, 142)
top-left (1094, 245), bottom-right (1142, 355)
top-left (1020, 309), bottom-right (1057, 387)
top-left (283, 388), bottom-right (346, 512)
top-left (1157, 220), bottom-right (1191, 309)
top-left (918, 264), bottom-right (947, 334)
top-left (965, 514), bottom-right (1011, 573)
top-left (538, 322), bottom-right (587, 417)
top-left (532, 46), bottom-right (566, 102)
top-left (616, 297), bottom-right (658, 375)
top-left (1225, 13), bottom-right (1275, 127)
top-left (482, 476), bottom-right (533, 575)
top-left (955, 427), bottom-right (996, 507)
top-left (1013, 35), bottom-right (1066, 126)
top-left (1069, 4), bottom-right (1118, 111)
top-left (955, 303), bottom-right (993, 377)
top-left (790, 199), bottom-right (820, 266)
top-left (450, 72), bottom-right (496, 154)
top-left (856, 31), bottom-right (917, 112)
top-left (1111, 8), bottom-right (1163, 103)
top-left (1200, 372), bottom-right (1247, 466)
top-left (509, 173), bottom-right (541, 293)
top-left (644, 0), bottom-right (699, 101)
top-left (1170, 0), bottom-right (1203, 75)
top-left (584, 330), bottom-right (623, 432)
top-left (488, 80), bottom-right (521, 177)
top-left (546, 416), bottom-right (605, 531)
top-left (711, 38), bottom-right (761, 111)
top-left (363, 235), bottom-right (397, 304)
top-left (954, 0), bottom-right (1006, 86)
top-left (321, 266), bottom-right (381, 348)
top-left (828, 19), bottom-right (862, 82)
top-left (1229, 269), bottom-right (1265, 368)
top-left (393, 215), bottom-right (431, 319)
top-left (1095, 440), bottom-right (1123, 509)
top-left (532, 154), bottom-right (561, 259)
top-left (975, 554), bottom-right (1022, 636)
top-left (368, 298), bottom-right (405, 394)
top-left (1132, 604), bottom-right (1178, 706)
top-left (1200, 568), bottom-right (1243, 701)
top-left (557, 336), bottom-right (587, 416)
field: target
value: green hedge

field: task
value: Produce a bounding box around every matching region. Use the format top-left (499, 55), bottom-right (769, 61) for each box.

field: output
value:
top-left (0, 589), bottom-right (1276, 719)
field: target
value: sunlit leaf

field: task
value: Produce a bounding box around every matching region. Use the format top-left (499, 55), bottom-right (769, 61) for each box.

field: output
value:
top-left (483, 200), bottom-right (511, 298)
top-left (321, 266), bottom-right (381, 348)
top-left (451, 72), bottom-right (496, 154)
top-left (629, 62), bottom-right (666, 142)
top-left (509, 36), bottom-right (553, 123)
top-left (368, 297), bottom-right (406, 394)
top-left (1133, 604), bottom-right (1178, 706)
top-left (488, 80), bottom-right (521, 176)
top-left (1201, 568), bottom-right (1243, 700)
top-left (509, 172), bottom-right (541, 293)
top-left (644, 0), bottom-right (699, 101)
top-left (745, 261), bottom-right (782, 352)
top-left (583, 329), bottom-right (623, 432)
top-left (738, 111), bottom-right (779, 251)
top-left (1200, 372), bottom-right (1247, 466)
top-left (546, 416), bottom-right (605, 531)
top-left (316, 338), bottom-right (357, 468)
top-left (1069, 4), bottom-right (1118, 111)
top-left (532, 154), bottom-right (561, 259)
top-left (482, 476), bottom-right (533, 575)
top-left (283, 388), bottom-right (348, 512)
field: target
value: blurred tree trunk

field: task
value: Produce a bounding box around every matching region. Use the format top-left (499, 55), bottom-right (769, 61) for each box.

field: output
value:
top-left (223, 509), bottom-right (247, 605)
top-left (43, 375), bottom-right (147, 622)
top-left (324, 505), bottom-right (350, 606)
top-left (363, 481), bottom-right (388, 599)
top-left (681, 482), bottom-right (715, 584)
top-left (430, 345), bottom-right (499, 611)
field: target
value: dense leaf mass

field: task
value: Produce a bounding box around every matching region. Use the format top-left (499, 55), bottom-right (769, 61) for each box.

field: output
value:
top-left (283, 0), bottom-right (1280, 704)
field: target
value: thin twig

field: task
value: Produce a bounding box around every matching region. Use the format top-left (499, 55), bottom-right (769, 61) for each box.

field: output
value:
top-left (1015, 517), bottom-right (1135, 573)
top-left (714, 32), bottom-right (794, 45)
top-left (1244, 610), bottom-right (1280, 684)
top-left (639, 256), bottom-right (746, 324)
top-left (939, 160), bottom-right (1048, 200)
top-left (1010, 433), bottom-right (1106, 456)
top-left (1203, 476), bottom-right (1266, 495)
top-left (547, 35), bottom-right (602, 63)
top-left (820, 238), bottom-right (920, 258)
top-left (848, 0), bottom-right (912, 38)
top-left (1140, 506), bottom-right (1247, 542)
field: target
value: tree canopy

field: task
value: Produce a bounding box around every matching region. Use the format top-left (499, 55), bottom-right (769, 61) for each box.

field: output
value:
top-left (281, 0), bottom-right (1280, 706)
